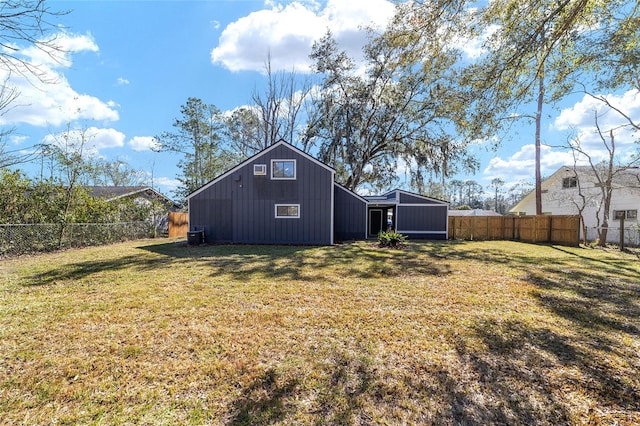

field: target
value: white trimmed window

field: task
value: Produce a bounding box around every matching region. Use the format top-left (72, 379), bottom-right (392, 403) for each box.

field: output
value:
top-left (275, 204), bottom-right (300, 218)
top-left (615, 209), bottom-right (638, 219)
top-left (271, 159), bottom-right (296, 180)
top-left (253, 164), bottom-right (267, 175)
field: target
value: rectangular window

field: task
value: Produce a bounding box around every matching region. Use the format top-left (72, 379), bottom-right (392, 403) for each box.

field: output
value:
top-left (275, 204), bottom-right (300, 218)
top-left (562, 177), bottom-right (577, 188)
top-left (614, 210), bottom-right (626, 219)
top-left (627, 210), bottom-right (638, 219)
top-left (253, 164), bottom-right (266, 175)
top-left (271, 159), bottom-right (296, 180)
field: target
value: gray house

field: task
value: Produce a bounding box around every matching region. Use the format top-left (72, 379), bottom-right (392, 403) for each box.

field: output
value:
top-left (187, 140), bottom-right (448, 245)
top-left (364, 190), bottom-right (448, 240)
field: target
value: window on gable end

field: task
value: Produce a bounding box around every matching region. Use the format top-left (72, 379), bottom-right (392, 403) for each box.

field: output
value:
top-left (562, 177), bottom-right (577, 188)
top-left (271, 159), bottom-right (296, 180)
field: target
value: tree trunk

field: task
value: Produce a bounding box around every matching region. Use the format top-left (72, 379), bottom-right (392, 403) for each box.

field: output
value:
top-left (535, 71), bottom-right (545, 216)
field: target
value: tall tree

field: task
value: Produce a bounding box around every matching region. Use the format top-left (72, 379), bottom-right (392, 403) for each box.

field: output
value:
top-left (223, 59), bottom-right (313, 159)
top-left (489, 177), bottom-right (505, 213)
top-left (252, 57), bottom-right (312, 151)
top-left (464, 179), bottom-right (484, 208)
top-left (306, 26), bottom-right (476, 192)
top-left (223, 107), bottom-right (262, 160)
top-left (460, 0), bottom-right (638, 215)
top-left (155, 98), bottom-right (232, 199)
top-left (463, 1), bottom-right (578, 214)
top-left (448, 179), bottom-right (467, 207)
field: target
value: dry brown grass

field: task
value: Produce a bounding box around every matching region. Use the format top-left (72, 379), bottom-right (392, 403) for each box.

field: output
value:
top-left (1, 239), bottom-right (639, 424)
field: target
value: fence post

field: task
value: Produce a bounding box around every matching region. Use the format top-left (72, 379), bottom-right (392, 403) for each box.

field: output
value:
top-left (450, 216), bottom-right (455, 240)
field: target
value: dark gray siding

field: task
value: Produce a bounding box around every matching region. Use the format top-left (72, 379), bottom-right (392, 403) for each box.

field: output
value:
top-left (189, 143), bottom-right (333, 245)
top-left (397, 205), bottom-right (448, 240)
top-left (334, 184), bottom-right (367, 241)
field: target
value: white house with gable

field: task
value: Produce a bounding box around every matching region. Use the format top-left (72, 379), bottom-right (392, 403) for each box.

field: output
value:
top-left (510, 166), bottom-right (640, 243)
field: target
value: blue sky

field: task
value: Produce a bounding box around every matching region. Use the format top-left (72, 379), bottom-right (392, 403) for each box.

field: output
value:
top-left (2, 0), bottom-right (639, 199)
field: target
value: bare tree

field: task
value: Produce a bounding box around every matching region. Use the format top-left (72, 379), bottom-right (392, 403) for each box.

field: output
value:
top-left (0, 1), bottom-right (69, 168)
top-left (569, 112), bottom-right (640, 246)
top-left (251, 56), bottom-right (312, 150)
top-left (223, 58), bottom-right (313, 159)
top-left (44, 124), bottom-right (96, 247)
top-left (560, 150), bottom-right (594, 245)
top-left (0, 76), bottom-right (23, 167)
top-left (0, 0), bottom-right (68, 82)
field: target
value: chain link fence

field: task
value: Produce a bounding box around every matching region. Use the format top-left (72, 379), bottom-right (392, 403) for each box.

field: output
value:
top-left (584, 225), bottom-right (640, 247)
top-left (0, 222), bottom-right (153, 257)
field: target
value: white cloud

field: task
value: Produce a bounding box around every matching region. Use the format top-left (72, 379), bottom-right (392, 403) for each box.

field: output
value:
top-left (554, 90), bottom-right (640, 158)
top-left (554, 90), bottom-right (640, 132)
top-left (152, 176), bottom-right (181, 192)
top-left (483, 89), bottom-right (640, 186)
top-left (9, 134), bottom-right (29, 146)
top-left (116, 77), bottom-right (130, 86)
top-left (89, 127), bottom-right (125, 150)
top-left (43, 126), bottom-right (125, 157)
top-left (483, 144), bottom-right (574, 185)
top-left (18, 31), bottom-right (98, 69)
top-left (0, 32), bottom-right (118, 127)
top-left (211, 0), bottom-right (395, 72)
top-left (129, 136), bottom-right (160, 152)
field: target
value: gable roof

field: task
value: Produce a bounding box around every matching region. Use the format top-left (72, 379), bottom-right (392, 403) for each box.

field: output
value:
top-left (87, 186), bottom-right (176, 205)
top-left (449, 209), bottom-right (501, 216)
top-left (187, 139), bottom-right (335, 199)
top-left (365, 188), bottom-right (449, 205)
top-left (334, 182), bottom-right (369, 203)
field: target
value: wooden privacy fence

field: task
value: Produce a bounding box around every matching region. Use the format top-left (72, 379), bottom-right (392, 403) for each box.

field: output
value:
top-left (168, 212), bottom-right (189, 238)
top-left (448, 215), bottom-right (581, 246)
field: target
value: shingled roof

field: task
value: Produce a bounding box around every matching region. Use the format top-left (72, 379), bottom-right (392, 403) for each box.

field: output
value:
top-left (86, 186), bottom-right (178, 208)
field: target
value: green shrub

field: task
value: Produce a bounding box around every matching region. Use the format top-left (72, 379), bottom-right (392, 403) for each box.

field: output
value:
top-left (378, 230), bottom-right (407, 248)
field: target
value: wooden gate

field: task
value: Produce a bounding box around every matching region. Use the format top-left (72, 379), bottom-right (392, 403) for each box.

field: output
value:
top-left (168, 212), bottom-right (189, 238)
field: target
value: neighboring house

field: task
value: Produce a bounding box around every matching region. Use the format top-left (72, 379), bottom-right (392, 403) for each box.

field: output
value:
top-left (88, 186), bottom-right (180, 234)
top-left (187, 140), bottom-right (449, 245)
top-left (448, 209), bottom-right (502, 217)
top-left (88, 186), bottom-right (178, 208)
top-left (509, 166), bottom-right (640, 241)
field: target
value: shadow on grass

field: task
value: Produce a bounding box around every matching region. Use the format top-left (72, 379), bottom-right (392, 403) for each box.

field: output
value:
top-left (430, 240), bottom-right (640, 284)
top-left (139, 240), bottom-right (451, 283)
top-left (441, 249), bottom-right (640, 423)
top-left (449, 316), bottom-right (640, 424)
top-left (228, 369), bottom-right (299, 425)
top-left (312, 349), bottom-right (374, 425)
top-left (446, 323), bottom-right (573, 424)
top-left (22, 240), bottom-right (451, 287)
top-left (22, 253), bottom-right (174, 287)
top-left (227, 348), bottom-right (375, 425)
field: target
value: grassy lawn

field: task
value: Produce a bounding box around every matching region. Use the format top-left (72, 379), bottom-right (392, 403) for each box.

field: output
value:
top-left (1, 239), bottom-right (639, 425)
